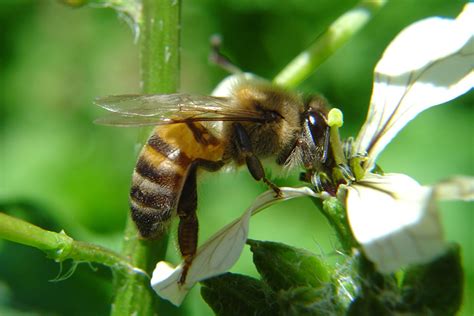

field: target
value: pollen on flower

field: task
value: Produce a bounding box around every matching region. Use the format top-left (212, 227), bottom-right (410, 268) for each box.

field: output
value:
top-left (327, 108), bottom-right (343, 128)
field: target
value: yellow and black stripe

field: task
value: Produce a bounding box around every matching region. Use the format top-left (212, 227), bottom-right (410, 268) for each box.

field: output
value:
top-left (130, 130), bottom-right (192, 238)
top-left (130, 123), bottom-right (225, 239)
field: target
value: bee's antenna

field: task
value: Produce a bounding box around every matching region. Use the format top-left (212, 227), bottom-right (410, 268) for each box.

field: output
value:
top-left (209, 34), bottom-right (242, 75)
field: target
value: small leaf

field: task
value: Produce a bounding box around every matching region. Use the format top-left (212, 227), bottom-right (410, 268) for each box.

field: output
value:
top-left (201, 273), bottom-right (277, 316)
top-left (401, 244), bottom-right (463, 315)
top-left (277, 286), bottom-right (343, 316)
top-left (248, 239), bottom-right (330, 291)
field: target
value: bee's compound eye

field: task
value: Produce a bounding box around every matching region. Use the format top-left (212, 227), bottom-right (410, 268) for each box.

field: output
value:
top-left (307, 111), bottom-right (327, 144)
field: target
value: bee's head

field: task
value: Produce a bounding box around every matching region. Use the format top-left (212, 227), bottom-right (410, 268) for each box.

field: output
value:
top-left (305, 95), bottom-right (330, 154)
top-left (305, 109), bottom-right (329, 151)
top-left (277, 94), bottom-right (334, 175)
top-left (291, 95), bottom-right (332, 171)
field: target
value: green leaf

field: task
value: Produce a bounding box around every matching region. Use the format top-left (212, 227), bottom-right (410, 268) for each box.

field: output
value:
top-left (401, 243), bottom-right (463, 315)
top-left (201, 273), bottom-right (277, 316)
top-left (278, 286), bottom-right (344, 316)
top-left (247, 239), bottom-right (330, 291)
top-left (345, 254), bottom-right (399, 315)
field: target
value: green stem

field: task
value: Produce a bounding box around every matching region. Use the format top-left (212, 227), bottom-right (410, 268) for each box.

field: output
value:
top-left (141, 0), bottom-right (180, 94)
top-left (111, 0), bottom-right (181, 315)
top-left (273, 0), bottom-right (386, 88)
top-left (310, 198), bottom-right (357, 254)
top-left (111, 218), bottom-right (168, 316)
top-left (0, 212), bottom-right (135, 273)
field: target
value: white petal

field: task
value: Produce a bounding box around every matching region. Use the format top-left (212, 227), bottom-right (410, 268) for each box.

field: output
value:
top-left (433, 175), bottom-right (474, 201)
top-left (346, 173), bottom-right (446, 273)
top-left (151, 187), bottom-right (318, 305)
top-left (211, 73), bottom-right (264, 97)
top-left (355, 4), bottom-right (474, 170)
top-left (150, 262), bottom-right (187, 306)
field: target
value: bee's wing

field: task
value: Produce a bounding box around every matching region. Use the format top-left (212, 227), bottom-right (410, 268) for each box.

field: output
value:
top-left (95, 94), bottom-right (264, 127)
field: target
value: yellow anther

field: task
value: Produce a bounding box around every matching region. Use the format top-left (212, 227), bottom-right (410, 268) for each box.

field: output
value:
top-left (328, 108), bottom-right (343, 128)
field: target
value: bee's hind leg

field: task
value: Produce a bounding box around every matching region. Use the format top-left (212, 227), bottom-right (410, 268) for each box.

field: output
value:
top-left (232, 123), bottom-right (282, 197)
top-left (177, 164), bottom-right (199, 285)
top-left (177, 159), bottom-right (225, 285)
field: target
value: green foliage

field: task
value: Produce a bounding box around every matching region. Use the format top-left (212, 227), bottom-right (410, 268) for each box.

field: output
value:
top-left (401, 244), bottom-right (464, 315)
top-left (0, 0), bottom-right (472, 315)
top-left (278, 286), bottom-right (340, 316)
top-left (248, 239), bottom-right (330, 291)
top-left (203, 240), bottom-right (341, 315)
top-left (201, 273), bottom-right (278, 316)
top-left (203, 240), bottom-right (464, 315)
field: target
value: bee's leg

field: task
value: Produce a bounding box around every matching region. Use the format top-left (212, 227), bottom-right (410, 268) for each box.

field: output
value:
top-left (321, 125), bottom-right (331, 165)
top-left (176, 159), bottom-right (224, 285)
top-left (233, 123), bottom-right (282, 197)
top-left (177, 164), bottom-right (199, 285)
top-left (209, 34), bottom-right (242, 74)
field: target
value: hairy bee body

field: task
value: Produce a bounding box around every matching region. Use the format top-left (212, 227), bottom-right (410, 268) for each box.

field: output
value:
top-left (130, 122), bottom-right (225, 238)
top-left (130, 83), bottom-right (307, 239)
top-left (96, 78), bottom-right (333, 283)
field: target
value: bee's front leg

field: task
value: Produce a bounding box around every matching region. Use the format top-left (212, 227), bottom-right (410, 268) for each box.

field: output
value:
top-left (232, 123), bottom-right (282, 197)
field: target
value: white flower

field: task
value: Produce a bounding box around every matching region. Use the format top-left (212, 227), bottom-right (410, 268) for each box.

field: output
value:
top-left (354, 3), bottom-right (473, 171)
top-left (345, 2), bottom-right (473, 273)
top-left (151, 3), bottom-right (473, 305)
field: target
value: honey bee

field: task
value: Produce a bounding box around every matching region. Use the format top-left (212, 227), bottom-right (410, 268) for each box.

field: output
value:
top-left (96, 77), bottom-right (335, 282)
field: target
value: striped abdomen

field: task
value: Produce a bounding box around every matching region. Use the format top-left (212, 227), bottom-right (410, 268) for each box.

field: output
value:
top-left (130, 123), bottom-right (224, 239)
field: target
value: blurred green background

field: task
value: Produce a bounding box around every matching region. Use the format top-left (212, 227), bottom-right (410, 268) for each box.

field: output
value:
top-left (0, 0), bottom-right (472, 315)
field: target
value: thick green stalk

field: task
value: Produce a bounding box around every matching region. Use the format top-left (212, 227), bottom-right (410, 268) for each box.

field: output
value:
top-left (111, 0), bottom-right (181, 315)
top-left (273, 0), bottom-right (386, 88)
top-left (141, 0), bottom-right (180, 94)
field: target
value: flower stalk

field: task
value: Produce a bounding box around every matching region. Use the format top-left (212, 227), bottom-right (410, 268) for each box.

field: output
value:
top-left (273, 0), bottom-right (387, 88)
top-left (141, 0), bottom-right (180, 94)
